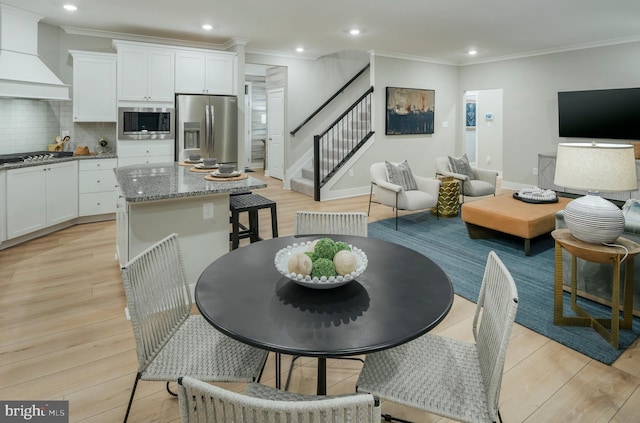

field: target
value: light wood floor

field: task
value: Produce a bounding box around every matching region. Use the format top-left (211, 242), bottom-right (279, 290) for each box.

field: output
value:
top-left (1, 170), bottom-right (640, 422)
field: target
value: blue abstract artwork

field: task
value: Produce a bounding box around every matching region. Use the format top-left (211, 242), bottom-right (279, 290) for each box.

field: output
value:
top-left (385, 87), bottom-right (435, 135)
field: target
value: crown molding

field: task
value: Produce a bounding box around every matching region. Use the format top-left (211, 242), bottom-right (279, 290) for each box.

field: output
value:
top-left (461, 34), bottom-right (640, 66)
top-left (62, 26), bottom-right (640, 67)
top-left (245, 47), bottom-right (319, 61)
top-left (369, 50), bottom-right (457, 66)
top-left (61, 26), bottom-right (228, 50)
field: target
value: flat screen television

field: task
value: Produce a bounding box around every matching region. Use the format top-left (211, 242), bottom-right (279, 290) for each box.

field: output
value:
top-left (558, 88), bottom-right (640, 140)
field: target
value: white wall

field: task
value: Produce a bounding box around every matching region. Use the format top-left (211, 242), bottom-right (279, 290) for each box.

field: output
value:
top-left (476, 89), bottom-right (503, 171)
top-left (329, 53), bottom-right (459, 195)
top-left (459, 41), bottom-right (640, 187)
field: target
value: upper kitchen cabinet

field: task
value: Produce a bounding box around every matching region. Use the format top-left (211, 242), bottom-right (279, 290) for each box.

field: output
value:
top-left (114, 41), bottom-right (175, 103)
top-left (70, 51), bottom-right (117, 122)
top-left (175, 48), bottom-right (236, 95)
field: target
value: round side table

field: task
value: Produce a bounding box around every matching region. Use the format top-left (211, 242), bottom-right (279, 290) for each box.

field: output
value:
top-left (552, 228), bottom-right (640, 349)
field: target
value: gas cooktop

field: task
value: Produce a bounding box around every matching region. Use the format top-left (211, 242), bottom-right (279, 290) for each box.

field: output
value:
top-left (0, 151), bottom-right (74, 165)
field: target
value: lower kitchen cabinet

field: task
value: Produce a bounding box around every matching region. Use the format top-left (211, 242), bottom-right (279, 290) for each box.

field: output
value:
top-left (0, 171), bottom-right (6, 244)
top-left (79, 158), bottom-right (118, 216)
top-left (6, 161), bottom-right (79, 239)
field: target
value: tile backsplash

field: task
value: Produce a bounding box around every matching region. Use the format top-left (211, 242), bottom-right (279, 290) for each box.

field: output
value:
top-left (0, 98), bottom-right (115, 154)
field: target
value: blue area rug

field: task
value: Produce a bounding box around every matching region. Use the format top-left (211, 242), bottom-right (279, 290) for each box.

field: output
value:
top-left (368, 212), bottom-right (640, 364)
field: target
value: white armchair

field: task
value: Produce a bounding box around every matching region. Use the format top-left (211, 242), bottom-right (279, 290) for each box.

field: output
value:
top-left (368, 161), bottom-right (441, 230)
top-left (435, 155), bottom-right (498, 203)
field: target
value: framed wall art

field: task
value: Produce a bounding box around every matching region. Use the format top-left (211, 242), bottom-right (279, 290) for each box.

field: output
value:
top-left (385, 87), bottom-right (435, 135)
top-left (466, 102), bottom-right (476, 127)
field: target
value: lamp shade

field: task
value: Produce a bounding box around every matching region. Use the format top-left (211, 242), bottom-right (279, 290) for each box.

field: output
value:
top-left (554, 142), bottom-right (638, 244)
top-left (554, 143), bottom-right (637, 192)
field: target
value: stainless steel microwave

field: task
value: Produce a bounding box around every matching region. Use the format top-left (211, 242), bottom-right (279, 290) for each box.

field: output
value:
top-left (118, 107), bottom-right (175, 140)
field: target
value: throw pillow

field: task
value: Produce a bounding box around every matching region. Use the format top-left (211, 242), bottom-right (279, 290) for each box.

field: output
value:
top-left (385, 160), bottom-right (418, 191)
top-left (448, 154), bottom-right (475, 180)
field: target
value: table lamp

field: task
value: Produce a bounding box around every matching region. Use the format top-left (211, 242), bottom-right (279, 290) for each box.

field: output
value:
top-left (554, 142), bottom-right (637, 244)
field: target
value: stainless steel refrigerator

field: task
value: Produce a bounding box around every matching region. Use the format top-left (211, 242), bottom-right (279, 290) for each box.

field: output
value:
top-left (175, 94), bottom-right (238, 164)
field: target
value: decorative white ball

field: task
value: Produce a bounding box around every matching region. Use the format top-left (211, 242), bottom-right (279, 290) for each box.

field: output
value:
top-left (334, 250), bottom-right (357, 275)
top-left (288, 253), bottom-right (313, 276)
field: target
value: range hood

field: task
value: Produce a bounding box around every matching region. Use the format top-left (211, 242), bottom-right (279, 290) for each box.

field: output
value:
top-left (0, 4), bottom-right (69, 100)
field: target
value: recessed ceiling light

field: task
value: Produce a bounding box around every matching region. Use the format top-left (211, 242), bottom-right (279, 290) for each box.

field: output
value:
top-left (202, 24), bottom-right (213, 30)
top-left (468, 50), bottom-right (478, 55)
top-left (349, 29), bottom-right (361, 36)
top-left (296, 47), bottom-right (305, 53)
top-left (63, 4), bottom-right (77, 11)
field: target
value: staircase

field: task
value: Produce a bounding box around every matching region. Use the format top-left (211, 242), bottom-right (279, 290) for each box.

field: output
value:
top-left (291, 165), bottom-right (315, 197)
top-left (291, 87), bottom-right (374, 200)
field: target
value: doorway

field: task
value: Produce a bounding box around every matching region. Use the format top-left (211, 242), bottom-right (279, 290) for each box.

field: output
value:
top-left (463, 89), bottom-right (503, 171)
top-left (267, 87), bottom-right (285, 180)
top-left (245, 65), bottom-right (268, 169)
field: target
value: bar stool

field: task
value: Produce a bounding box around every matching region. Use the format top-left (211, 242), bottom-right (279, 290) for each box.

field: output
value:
top-left (229, 193), bottom-right (278, 250)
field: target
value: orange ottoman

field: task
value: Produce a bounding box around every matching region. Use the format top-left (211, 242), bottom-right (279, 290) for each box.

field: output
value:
top-left (461, 194), bottom-right (571, 255)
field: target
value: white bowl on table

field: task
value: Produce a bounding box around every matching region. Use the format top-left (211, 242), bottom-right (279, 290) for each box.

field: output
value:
top-left (274, 241), bottom-right (368, 289)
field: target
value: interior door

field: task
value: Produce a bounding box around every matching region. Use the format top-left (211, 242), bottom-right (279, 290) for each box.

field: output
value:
top-left (244, 83), bottom-right (253, 170)
top-left (267, 88), bottom-right (285, 180)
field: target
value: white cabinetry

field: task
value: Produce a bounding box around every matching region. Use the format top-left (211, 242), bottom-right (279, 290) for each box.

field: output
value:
top-left (114, 41), bottom-right (175, 103)
top-left (117, 140), bottom-right (174, 166)
top-left (175, 49), bottom-right (236, 95)
top-left (70, 50), bottom-right (117, 122)
top-left (0, 170), bottom-right (6, 244)
top-left (79, 159), bottom-right (118, 216)
top-left (6, 161), bottom-right (78, 239)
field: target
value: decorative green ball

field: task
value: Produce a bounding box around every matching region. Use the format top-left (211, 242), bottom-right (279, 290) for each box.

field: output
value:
top-left (314, 238), bottom-right (337, 259)
top-left (304, 251), bottom-right (317, 261)
top-left (311, 258), bottom-right (336, 278)
top-left (335, 241), bottom-right (351, 253)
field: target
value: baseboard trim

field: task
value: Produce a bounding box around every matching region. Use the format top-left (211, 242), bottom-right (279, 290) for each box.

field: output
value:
top-left (0, 214), bottom-right (115, 251)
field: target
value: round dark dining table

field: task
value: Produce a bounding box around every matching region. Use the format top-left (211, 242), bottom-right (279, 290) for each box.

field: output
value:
top-left (195, 234), bottom-right (454, 395)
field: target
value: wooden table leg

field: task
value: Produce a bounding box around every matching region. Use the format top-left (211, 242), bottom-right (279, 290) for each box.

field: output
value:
top-left (610, 258), bottom-right (621, 348)
top-left (622, 259), bottom-right (635, 330)
top-left (553, 241), bottom-right (564, 324)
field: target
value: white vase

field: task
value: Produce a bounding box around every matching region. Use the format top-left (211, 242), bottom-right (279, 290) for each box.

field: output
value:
top-left (564, 193), bottom-right (624, 244)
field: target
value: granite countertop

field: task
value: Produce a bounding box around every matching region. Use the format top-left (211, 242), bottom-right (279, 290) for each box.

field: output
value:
top-left (115, 162), bottom-right (267, 202)
top-left (0, 153), bottom-right (118, 170)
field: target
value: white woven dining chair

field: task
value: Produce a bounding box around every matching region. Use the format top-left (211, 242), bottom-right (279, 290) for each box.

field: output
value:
top-left (282, 210), bottom-right (368, 391)
top-left (356, 251), bottom-right (518, 423)
top-left (120, 233), bottom-right (269, 423)
top-left (294, 211), bottom-right (368, 237)
top-left (177, 376), bottom-right (381, 423)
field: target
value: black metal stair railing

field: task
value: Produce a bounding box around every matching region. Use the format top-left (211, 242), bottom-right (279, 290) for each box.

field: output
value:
top-left (291, 63), bottom-right (370, 137)
top-left (313, 87), bottom-right (374, 201)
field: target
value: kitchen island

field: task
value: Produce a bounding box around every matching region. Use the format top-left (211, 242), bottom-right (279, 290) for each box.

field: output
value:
top-left (115, 162), bottom-right (267, 288)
